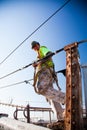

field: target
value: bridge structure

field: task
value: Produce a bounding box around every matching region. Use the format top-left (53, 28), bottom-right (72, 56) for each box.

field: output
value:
top-left (0, 40), bottom-right (87, 130)
top-left (64, 42), bottom-right (83, 130)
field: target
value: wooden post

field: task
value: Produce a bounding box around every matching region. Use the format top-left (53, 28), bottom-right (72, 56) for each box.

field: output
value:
top-left (64, 43), bottom-right (83, 130)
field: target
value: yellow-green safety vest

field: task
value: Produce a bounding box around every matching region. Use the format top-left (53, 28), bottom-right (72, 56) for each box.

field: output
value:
top-left (37, 46), bottom-right (54, 68)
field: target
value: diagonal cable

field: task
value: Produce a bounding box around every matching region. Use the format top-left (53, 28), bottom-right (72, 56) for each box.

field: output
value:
top-left (0, 39), bottom-right (86, 81)
top-left (0, 79), bottom-right (33, 89)
top-left (0, 0), bottom-right (71, 66)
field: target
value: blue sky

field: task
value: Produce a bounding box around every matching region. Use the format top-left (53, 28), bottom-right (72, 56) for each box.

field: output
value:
top-left (0, 0), bottom-right (87, 119)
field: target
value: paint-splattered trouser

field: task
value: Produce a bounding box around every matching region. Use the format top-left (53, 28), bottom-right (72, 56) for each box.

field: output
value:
top-left (34, 67), bottom-right (65, 120)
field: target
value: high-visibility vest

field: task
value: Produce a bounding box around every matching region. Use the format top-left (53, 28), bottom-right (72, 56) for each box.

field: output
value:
top-left (37, 46), bottom-right (54, 68)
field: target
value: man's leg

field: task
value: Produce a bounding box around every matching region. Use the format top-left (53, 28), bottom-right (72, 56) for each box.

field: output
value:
top-left (43, 87), bottom-right (65, 104)
top-left (48, 99), bottom-right (64, 121)
top-left (36, 68), bottom-right (65, 104)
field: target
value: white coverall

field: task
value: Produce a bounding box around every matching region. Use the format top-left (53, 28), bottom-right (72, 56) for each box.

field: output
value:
top-left (34, 67), bottom-right (65, 120)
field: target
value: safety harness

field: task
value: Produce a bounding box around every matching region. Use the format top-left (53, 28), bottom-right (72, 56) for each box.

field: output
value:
top-left (33, 46), bottom-right (61, 92)
top-left (33, 64), bottom-right (61, 93)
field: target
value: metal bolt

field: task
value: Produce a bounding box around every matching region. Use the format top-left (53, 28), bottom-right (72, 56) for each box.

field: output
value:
top-left (68, 109), bottom-right (70, 112)
top-left (72, 73), bottom-right (74, 76)
top-left (72, 95), bottom-right (76, 99)
top-left (68, 96), bottom-right (70, 100)
top-left (72, 109), bottom-right (75, 113)
top-left (68, 120), bottom-right (70, 124)
top-left (68, 85), bottom-right (70, 87)
top-left (72, 84), bottom-right (75, 87)
top-left (72, 121), bottom-right (76, 125)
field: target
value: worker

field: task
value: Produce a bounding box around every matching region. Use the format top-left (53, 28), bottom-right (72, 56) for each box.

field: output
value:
top-left (31, 41), bottom-right (65, 121)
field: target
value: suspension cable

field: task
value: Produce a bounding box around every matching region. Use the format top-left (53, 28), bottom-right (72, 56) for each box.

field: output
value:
top-left (0, 79), bottom-right (33, 89)
top-left (0, 48), bottom-right (64, 80)
top-left (0, 39), bottom-right (86, 81)
top-left (0, 69), bottom-right (66, 90)
top-left (0, 0), bottom-right (71, 66)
